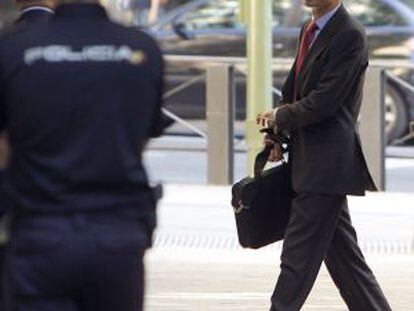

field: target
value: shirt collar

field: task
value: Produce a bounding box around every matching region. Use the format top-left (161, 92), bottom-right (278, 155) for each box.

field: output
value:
top-left (21, 6), bottom-right (55, 15)
top-left (313, 4), bottom-right (341, 31)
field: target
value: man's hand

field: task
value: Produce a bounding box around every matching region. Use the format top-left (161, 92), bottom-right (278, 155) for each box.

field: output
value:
top-left (258, 109), bottom-right (285, 162)
top-left (263, 135), bottom-right (283, 162)
top-left (256, 110), bottom-right (276, 128)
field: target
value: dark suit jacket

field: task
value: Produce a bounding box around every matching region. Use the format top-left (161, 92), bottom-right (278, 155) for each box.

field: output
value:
top-left (275, 5), bottom-right (376, 196)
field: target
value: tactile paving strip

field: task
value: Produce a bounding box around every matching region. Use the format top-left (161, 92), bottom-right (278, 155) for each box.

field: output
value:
top-left (153, 232), bottom-right (413, 255)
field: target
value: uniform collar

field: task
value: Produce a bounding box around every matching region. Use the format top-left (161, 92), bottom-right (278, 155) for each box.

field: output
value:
top-left (16, 6), bottom-right (54, 25)
top-left (21, 6), bottom-right (55, 15)
top-left (54, 3), bottom-right (108, 20)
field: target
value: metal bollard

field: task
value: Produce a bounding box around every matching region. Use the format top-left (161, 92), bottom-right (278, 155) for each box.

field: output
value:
top-left (206, 65), bottom-right (235, 185)
top-left (359, 67), bottom-right (386, 191)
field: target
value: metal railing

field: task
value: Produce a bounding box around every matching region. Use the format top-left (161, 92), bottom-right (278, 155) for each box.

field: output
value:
top-left (158, 56), bottom-right (414, 185)
top-left (385, 72), bottom-right (414, 145)
top-left (161, 56), bottom-right (414, 139)
top-left (161, 73), bottom-right (208, 139)
top-left (160, 56), bottom-right (286, 140)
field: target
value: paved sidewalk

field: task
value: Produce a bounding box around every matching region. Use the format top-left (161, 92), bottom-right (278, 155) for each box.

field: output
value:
top-left (146, 250), bottom-right (414, 311)
top-left (145, 185), bottom-right (414, 311)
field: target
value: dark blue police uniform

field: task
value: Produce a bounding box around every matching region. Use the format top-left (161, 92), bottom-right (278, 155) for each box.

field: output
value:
top-left (0, 6), bottom-right (54, 311)
top-left (0, 4), bottom-right (164, 311)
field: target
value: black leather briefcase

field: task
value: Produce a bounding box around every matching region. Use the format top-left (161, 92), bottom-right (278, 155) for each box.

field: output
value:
top-left (231, 146), bottom-right (294, 249)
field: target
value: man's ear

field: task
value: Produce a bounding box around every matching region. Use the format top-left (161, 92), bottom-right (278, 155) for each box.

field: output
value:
top-left (48, 0), bottom-right (58, 9)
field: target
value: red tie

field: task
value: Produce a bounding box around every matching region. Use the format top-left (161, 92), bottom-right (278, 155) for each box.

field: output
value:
top-left (295, 21), bottom-right (318, 78)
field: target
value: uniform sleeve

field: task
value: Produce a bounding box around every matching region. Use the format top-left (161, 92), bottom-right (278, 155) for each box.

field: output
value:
top-left (0, 59), bottom-right (6, 133)
top-left (148, 42), bottom-right (172, 138)
top-left (148, 57), bottom-right (165, 138)
top-left (275, 29), bottom-right (368, 131)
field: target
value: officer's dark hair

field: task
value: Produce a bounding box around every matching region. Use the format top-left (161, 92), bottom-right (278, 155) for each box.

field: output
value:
top-left (58, 0), bottom-right (99, 3)
top-left (14, 0), bottom-right (56, 9)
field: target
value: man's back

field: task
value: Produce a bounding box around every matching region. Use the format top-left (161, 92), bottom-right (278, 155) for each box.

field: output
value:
top-left (0, 3), bottom-right (163, 212)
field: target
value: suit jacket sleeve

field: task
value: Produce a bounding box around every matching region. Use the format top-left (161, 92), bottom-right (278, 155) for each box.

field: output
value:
top-left (275, 29), bottom-right (368, 130)
top-left (278, 64), bottom-right (296, 107)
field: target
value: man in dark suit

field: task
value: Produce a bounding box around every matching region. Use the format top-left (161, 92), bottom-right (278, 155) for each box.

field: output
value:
top-left (0, 2), bottom-right (54, 310)
top-left (0, 0), bottom-right (164, 310)
top-left (258, 1), bottom-right (392, 310)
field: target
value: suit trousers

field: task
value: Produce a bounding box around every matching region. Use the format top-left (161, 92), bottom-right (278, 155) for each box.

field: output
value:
top-left (3, 210), bottom-right (152, 311)
top-left (270, 193), bottom-right (391, 311)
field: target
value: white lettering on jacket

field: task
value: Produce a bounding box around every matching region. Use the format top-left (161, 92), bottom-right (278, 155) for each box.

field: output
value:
top-left (24, 45), bottom-right (146, 65)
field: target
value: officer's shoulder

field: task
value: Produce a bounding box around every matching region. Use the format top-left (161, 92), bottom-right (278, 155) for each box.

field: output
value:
top-left (0, 23), bottom-right (23, 43)
top-left (0, 22), bottom-right (42, 46)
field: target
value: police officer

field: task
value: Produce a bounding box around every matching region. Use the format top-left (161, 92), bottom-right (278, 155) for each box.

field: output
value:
top-left (0, 1), bottom-right (55, 310)
top-left (0, 0), bottom-right (164, 310)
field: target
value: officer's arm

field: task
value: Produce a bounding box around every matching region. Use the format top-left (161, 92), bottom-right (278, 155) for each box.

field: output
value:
top-left (0, 32), bottom-right (8, 133)
top-left (148, 44), bottom-right (170, 138)
top-left (0, 66), bottom-right (6, 133)
top-left (149, 61), bottom-right (165, 138)
top-left (0, 93), bottom-right (4, 133)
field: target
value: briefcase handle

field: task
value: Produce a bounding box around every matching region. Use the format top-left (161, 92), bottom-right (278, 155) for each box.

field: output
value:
top-left (254, 143), bottom-right (288, 180)
top-left (255, 128), bottom-right (289, 179)
top-left (254, 145), bottom-right (273, 179)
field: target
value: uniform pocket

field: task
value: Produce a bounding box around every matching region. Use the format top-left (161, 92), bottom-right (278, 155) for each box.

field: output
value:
top-left (9, 228), bottom-right (63, 254)
top-left (8, 216), bottom-right (66, 254)
top-left (92, 221), bottom-right (149, 254)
